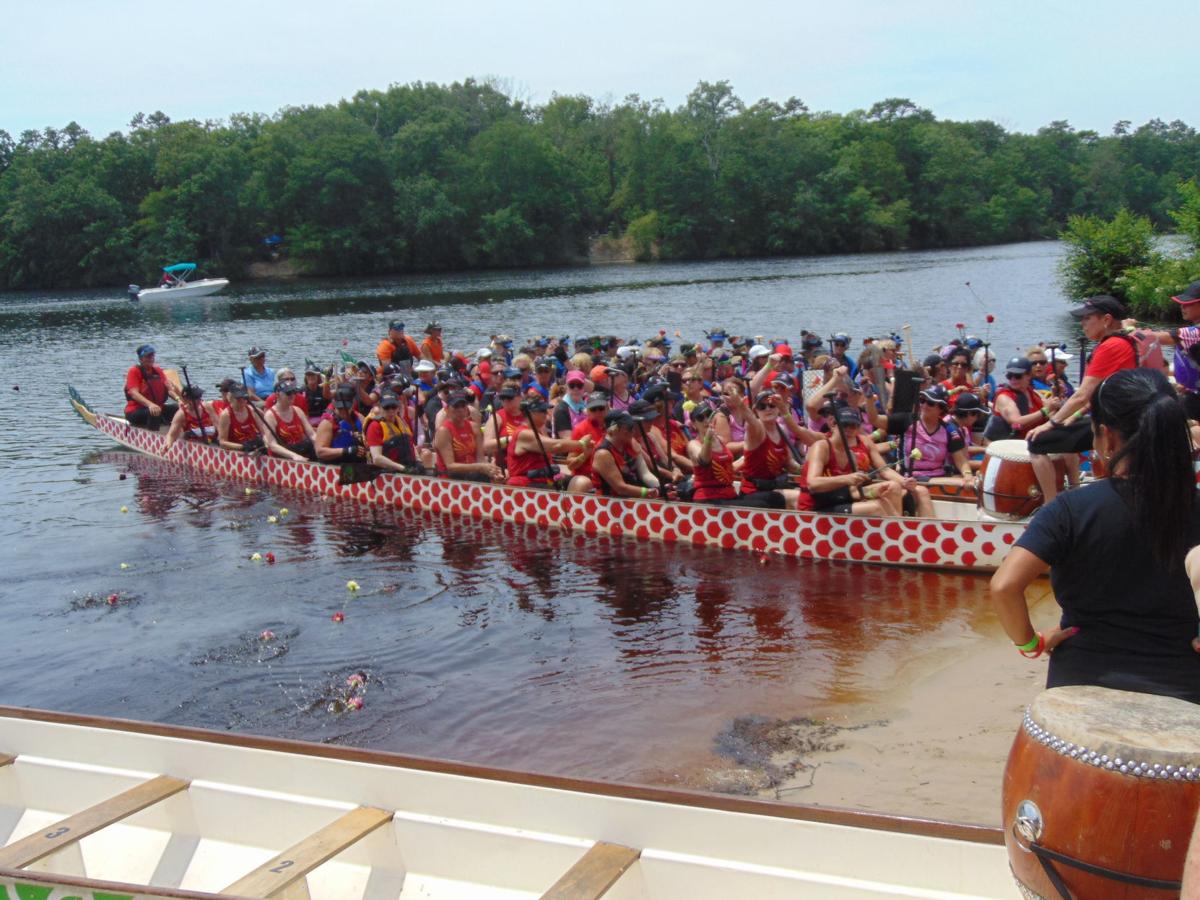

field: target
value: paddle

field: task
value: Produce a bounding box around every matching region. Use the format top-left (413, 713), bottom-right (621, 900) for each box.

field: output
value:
top-left (491, 399), bottom-right (507, 474)
top-left (636, 420), bottom-right (669, 498)
top-left (338, 461), bottom-right (383, 486)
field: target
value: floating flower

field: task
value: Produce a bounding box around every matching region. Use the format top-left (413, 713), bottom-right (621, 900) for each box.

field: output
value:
top-left (279, 508), bottom-right (289, 516)
top-left (955, 322), bottom-right (965, 330)
top-left (758, 554), bottom-right (770, 565)
top-left (347, 696), bottom-right (364, 711)
top-left (106, 594), bottom-right (119, 606)
top-left (244, 487), bottom-right (254, 495)
top-left (346, 673), bottom-right (366, 689)
top-left (259, 630), bottom-right (275, 641)
top-left (119, 506), bottom-right (128, 514)
top-left (250, 552), bottom-right (263, 562)
top-left (346, 580), bottom-right (360, 592)
top-left (986, 314), bottom-right (995, 324)
top-left (264, 552), bottom-right (276, 565)
top-left (267, 515), bottom-right (278, 524)
top-left (119, 562), bottom-right (129, 570)
top-left (331, 611), bottom-right (345, 623)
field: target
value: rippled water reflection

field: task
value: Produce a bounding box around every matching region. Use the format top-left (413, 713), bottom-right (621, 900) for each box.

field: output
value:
top-left (0, 243), bottom-right (1068, 796)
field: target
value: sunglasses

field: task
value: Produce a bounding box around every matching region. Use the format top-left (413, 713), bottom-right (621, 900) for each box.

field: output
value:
top-left (919, 398), bottom-right (945, 407)
top-left (1030, 360), bottom-right (1047, 366)
top-left (950, 362), bottom-right (968, 368)
top-left (567, 382), bottom-right (585, 388)
top-left (755, 401), bottom-right (775, 410)
top-left (1006, 372), bottom-right (1027, 379)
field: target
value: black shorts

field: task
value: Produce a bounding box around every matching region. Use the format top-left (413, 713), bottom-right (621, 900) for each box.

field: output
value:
top-left (1028, 418), bottom-right (1093, 455)
top-left (809, 486), bottom-right (854, 511)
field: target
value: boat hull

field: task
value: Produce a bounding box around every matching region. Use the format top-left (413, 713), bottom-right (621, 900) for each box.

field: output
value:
top-left (136, 278), bottom-right (229, 301)
top-left (0, 705), bottom-right (1014, 898)
top-left (74, 401), bottom-right (1025, 572)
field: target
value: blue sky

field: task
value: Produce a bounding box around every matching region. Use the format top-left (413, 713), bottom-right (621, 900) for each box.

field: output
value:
top-left (2, 0), bottom-right (1194, 138)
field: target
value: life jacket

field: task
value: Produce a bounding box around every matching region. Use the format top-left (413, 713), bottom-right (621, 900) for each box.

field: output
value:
top-left (124, 364), bottom-right (170, 415)
top-left (1104, 330), bottom-right (1165, 371)
top-left (506, 426), bottom-right (555, 485)
top-left (905, 419), bottom-right (955, 476)
top-left (740, 428), bottom-right (791, 493)
top-left (323, 410), bottom-right (362, 451)
top-left (692, 443), bottom-right (738, 501)
top-left (305, 386), bottom-right (329, 419)
top-left (183, 404), bottom-right (215, 440)
top-left (272, 406), bottom-right (308, 445)
top-left (592, 438), bottom-right (642, 496)
top-left (985, 386), bottom-right (1043, 440)
top-left (435, 419), bottom-right (476, 475)
top-left (376, 417), bottom-right (417, 467)
top-left (227, 407), bottom-right (260, 445)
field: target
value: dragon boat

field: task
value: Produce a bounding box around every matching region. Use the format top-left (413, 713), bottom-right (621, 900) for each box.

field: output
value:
top-left (70, 389), bottom-right (1027, 573)
top-left (0, 705), bottom-right (1013, 898)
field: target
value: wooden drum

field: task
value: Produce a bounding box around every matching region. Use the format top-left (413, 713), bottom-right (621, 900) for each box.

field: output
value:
top-left (1003, 686), bottom-right (1200, 899)
top-left (978, 440), bottom-right (1065, 519)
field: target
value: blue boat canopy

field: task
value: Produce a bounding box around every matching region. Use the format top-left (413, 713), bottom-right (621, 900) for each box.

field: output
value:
top-left (163, 263), bottom-right (197, 274)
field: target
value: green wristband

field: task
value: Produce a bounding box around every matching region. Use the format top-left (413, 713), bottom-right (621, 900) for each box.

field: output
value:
top-left (1016, 634), bottom-right (1040, 652)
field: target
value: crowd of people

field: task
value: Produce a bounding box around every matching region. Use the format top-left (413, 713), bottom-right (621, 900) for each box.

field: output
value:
top-left (121, 283), bottom-right (1200, 519)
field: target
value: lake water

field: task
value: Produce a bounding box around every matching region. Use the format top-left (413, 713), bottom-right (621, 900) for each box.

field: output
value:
top-left (0, 241), bottom-right (1079, 816)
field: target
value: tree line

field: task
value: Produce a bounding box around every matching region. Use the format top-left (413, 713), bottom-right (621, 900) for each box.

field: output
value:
top-left (1, 79), bottom-right (1197, 291)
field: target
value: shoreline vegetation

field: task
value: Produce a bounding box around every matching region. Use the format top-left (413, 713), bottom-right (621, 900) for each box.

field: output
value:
top-left (1, 78), bottom-right (1197, 302)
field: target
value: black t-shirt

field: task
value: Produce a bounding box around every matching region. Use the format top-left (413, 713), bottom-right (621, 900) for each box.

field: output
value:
top-left (1016, 478), bottom-right (1200, 703)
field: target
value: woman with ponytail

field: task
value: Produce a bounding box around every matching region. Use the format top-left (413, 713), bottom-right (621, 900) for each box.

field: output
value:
top-left (991, 368), bottom-right (1200, 703)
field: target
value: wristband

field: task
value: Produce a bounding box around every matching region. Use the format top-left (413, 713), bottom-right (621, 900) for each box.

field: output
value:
top-left (1016, 634), bottom-right (1040, 652)
top-left (1049, 418), bottom-right (1064, 429)
top-left (1018, 632), bottom-right (1046, 659)
top-left (1041, 407), bottom-right (1050, 419)
top-left (640, 486), bottom-right (648, 498)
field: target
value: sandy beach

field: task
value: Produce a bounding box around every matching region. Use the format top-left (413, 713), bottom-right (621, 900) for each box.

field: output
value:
top-left (760, 583), bottom-right (1059, 826)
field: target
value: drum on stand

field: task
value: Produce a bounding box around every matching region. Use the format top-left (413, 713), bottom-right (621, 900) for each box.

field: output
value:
top-left (978, 439), bottom-right (1065, 518)
top-left (1002, 686), bottom-right (1200, 899)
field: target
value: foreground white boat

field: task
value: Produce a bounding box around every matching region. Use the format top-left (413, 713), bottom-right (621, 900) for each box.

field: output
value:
top-left (0, 706), bottom-right (1015, 898)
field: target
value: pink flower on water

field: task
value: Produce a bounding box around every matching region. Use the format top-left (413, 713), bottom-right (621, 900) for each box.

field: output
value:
top-left (986, 314), bottom-right (995, 324)
top-left (346, 673), bottom-right (366, 689)
top-left (259, 630), bottom-right (275, 641)
top-left (332, 612), bottom-right (345, 623)
top-left (347, 696), bottom-right (364, 711)
top-left (264, 552), bottom-right (276, 565)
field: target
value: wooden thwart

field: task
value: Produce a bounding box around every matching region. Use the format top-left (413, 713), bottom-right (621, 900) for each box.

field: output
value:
top-left (0, 754), bottom-right (14, 768)
top-left (222, 806), bottom-right (393, 898)
top-left (540, 842), bottom-right (641, 900)
top-left (0, 773), bottom-right (188, 868)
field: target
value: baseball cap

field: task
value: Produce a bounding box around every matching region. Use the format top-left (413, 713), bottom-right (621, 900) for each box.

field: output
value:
top-left (497, 385), bottom-right (519, 400)
top-left (136, 343), bottom-right (156, 358)
top-left (605, 410), bottom-right (636, 429)
top-left (835, 405), bottom-right (862, 427)
top-left (566, 370), bottom-right (586, 386)
top-left (585, 392), bottom-right (609, 410)
top-left (748, 344), bottom-right (770, 361)
top-left (378, 391), bottom-right (400, 408)
top-left (953, 392), bottom-right (986, 414)
top-left (477, 348), bottom-right (493, 359)
top-left (628, 399), bottom-right (659, 422)
top-left (447, 390), bottom-right (470, 406)
top-left (229, 384), bottom-right (249, 399)
top-left (520, 397), bottom-right (551, 413)
top-left (1070, 295), bottom-right (1128, 319)
top-left (414, 359), bottom-right (436, 373)
top-left (589, 364), bottom-right (611, 382)
top-left (388, 320), bottom-right (405, 332)
top-left (247, 346), bottom-right (266, 359)
top-left (1172, 280), bottom-right (1200, 306)
top-left (333, 384), bottom-right (357, 408)
top-left (919, 385), bottom-right (950, 408)
top-left (1005, 357), bottom-right (1033, 376)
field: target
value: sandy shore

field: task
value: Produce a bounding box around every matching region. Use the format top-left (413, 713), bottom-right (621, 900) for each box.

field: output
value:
top-left (762, 583), bottom-right (1059, 826)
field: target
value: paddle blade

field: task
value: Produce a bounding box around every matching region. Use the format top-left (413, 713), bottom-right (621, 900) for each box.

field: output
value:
top-left (340, 350), bottom-right (358, 365)
top-left (338, 462), bottom-right (383, 486)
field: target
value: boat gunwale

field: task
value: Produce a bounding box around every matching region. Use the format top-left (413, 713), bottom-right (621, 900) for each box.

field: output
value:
top-left (0, 704), bottom-right (1003, 847)
top-left (0, 864), bottom-right (248, 900)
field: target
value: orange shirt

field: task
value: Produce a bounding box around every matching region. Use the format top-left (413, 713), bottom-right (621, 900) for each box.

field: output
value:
top-left (376, 334), bottom-right (420, 367)
top-left (420, 334), bottom-right (444, 364)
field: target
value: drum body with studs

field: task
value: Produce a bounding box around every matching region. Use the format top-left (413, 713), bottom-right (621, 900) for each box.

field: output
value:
top-left (978, 439), bottom-right (1065, 518)
top-left (1002, 685), bottom-right (1200, 898)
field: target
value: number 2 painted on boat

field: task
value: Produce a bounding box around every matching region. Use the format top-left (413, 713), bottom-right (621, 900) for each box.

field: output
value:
top-left (269, 859), bottom-right (294, 874)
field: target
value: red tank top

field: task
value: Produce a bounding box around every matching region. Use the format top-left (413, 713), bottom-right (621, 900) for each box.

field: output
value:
top-left (506, 426), bottom-right (554, 485)
top-left (437, 419), bottom-right (478, 475)
top-left (993, 386), bottom-right (1044, 437)
top-left (272, 407), bottom-right (307, 445)
top-left (692, 443), bottom-right (738, 501)
top-left (740, 428), bottom-right (791, 493)
top-left (825, 437), bottom-right (872, 476)
top-left (591, 439), bottom-right (639, 495)
top-left (227, 408), bottom-right (259, 444)
top-left (183, 404), bottom-right (214, 439)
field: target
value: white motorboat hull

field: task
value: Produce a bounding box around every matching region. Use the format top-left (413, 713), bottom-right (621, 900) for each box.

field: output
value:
top-left (136, 278), bottom-right (229, 301)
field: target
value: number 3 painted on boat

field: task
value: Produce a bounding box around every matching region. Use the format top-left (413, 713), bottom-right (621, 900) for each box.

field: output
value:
top-left (44, 826), bottom-right (70, 839)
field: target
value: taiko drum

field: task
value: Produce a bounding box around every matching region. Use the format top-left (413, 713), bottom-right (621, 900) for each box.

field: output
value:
top-left (978, 440), bottom-right (1065, 519)
top-left (1002, 686), bottom-right (1200, 898)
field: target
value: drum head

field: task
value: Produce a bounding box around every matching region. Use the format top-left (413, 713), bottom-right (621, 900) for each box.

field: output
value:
top-left (1027, 686), bottom-right (1200, 772)
top-left (985, 439), bottom-right (1032, 463)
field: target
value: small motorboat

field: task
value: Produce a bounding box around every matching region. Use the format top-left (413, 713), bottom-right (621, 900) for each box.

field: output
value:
top-left (130, 263), bottom-right (229, 302)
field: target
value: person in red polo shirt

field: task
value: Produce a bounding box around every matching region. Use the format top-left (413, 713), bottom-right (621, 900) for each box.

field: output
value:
top-left (1027, 295), bottom-right (1137, 464)
top-left (124, 344), bottom-right (180, 430)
